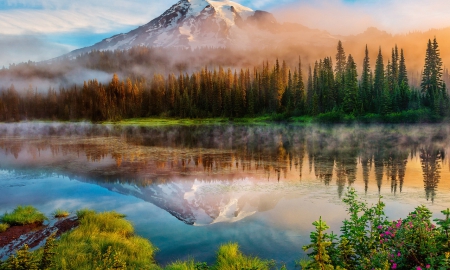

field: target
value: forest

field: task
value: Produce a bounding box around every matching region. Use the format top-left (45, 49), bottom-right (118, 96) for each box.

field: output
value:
top-left (0, 38), bottom-right (448, 122)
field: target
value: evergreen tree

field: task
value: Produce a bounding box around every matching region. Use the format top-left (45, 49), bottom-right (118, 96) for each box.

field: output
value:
top-left (374, 48), bottom-right (385, 114)
top-left (398, 49), bottom-right (408, 86)
top-left (335, 40), bottom-right (347, 107)
top-left (421, 38), bottom-right (443, 109)
top-left (294, 57), bottom-right (306, 115)
top-left (306, 65), bottom-right (314, 114)
top-left (361, 45), bottom-right (371, 113)
top-left (343, 54), bottom-right (359, 114)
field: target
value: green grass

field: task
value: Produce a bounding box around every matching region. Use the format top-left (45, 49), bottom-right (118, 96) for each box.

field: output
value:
top-left (214, 243), bottom-right (274, 270)
top-left (53, 209), bottom-right (70, 218)
top-left (103, 114), bottom-right (294, 127)
top-left (162, 243), bottom-right (274, 270)
top-left (103, 117), bottom-right (230, 127)
top-left (75, 208), bottom-right (96, 219)
top-left (1, 205), bottom-right (47, 226)
top-left (48, 210), bottom-right (158, 270)
top-left (163, 259), bottom-right (198, 270)
top-left (0, 205), bottom-right (277, 270)
top-left (0, 223), bottom-right (9, 233)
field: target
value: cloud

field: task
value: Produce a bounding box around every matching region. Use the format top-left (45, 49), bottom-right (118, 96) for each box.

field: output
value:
top-left (0, 0), bottom-right (173, 35)
top-left (0, 34), bottom-right (72, 67)
top-left (273, 0), bottom-right (450, 35)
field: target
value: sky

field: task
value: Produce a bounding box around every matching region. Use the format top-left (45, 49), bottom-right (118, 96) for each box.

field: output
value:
top-left (1, 0), bottom-right (450, 67)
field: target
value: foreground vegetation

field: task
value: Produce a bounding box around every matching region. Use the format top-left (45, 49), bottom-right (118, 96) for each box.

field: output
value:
top-left (301, 189), bottom-right (450, 270)
top-left (2, 192), bottom-right (450, 269)
top-left (1, 205), bottom-right (47, 226)
top-left (0, 207), bottom-right (273, 270)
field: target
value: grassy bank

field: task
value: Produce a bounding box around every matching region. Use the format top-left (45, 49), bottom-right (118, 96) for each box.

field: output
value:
top-left (2, 199), bottom-right (449, 269)
top-left (0, 207), bottom-right (275, 270)
top-left (102, 115), bottom-right (300, 127)
top-left (102, 109), bottom-right (447, 127)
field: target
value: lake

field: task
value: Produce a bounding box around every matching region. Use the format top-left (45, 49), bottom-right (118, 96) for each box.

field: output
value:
top-left (0, 122), bottom-right (449, 268)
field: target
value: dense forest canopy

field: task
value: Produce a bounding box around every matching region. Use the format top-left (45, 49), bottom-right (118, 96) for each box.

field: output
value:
top-left (0, 38), bottom-right (449, 122)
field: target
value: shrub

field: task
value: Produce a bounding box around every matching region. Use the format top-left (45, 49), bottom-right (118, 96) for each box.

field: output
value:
top-left (302, 189), bottom-right (450, 270)
top-left (1, 205), bottom-right (47, 226)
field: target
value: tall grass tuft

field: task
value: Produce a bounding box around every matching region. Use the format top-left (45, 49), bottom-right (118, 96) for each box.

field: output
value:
top-left (53, 209), bottom-right (70, 218)
top-left (0, 223), bottom-right (9, 232)
top-left (75, 208), bottom-right (95, 219)
top-left (215, 243), bottom-right (273, 270)
top-left (164, 259), bottom-right (198, 270)
top-left (50, 210), bottom-right (158, 269)
top-left (1, 205), bottom-right (47, 226)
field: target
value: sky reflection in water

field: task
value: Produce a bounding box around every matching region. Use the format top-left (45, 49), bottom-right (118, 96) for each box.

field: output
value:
top-left (0, 123), bottom-right (449, 267)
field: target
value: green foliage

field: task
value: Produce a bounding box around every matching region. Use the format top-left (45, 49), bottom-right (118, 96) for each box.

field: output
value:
top-left (75, 208), bottom-right (96, 219)
top-left (303, 188), bottom-right (450, 269)
top-left (215, 243), bottom-right (274, 270)
top-left (52, 209), bottom-right (70, 218)
top-left (164, 259), bottom-right (199, 270)
top-left (0, 223), bottom-right (9, 233)
top-left (2, 244), bottom-right (39, 270)
top-left (302, 217), bottom-right (335, 270)
top-left (50, 210), bottom-right (158, 269)
top-left (40, 232), bottom-right (57, 270)
top-left (1, 205), bottom-right (47, 226)
top-left (315, 112), bottom-right (344, 123)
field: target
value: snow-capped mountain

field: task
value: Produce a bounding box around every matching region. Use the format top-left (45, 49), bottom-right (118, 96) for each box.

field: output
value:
top-left (70, 0), bottom-right (277, 53)
top-left (101, 179), bottom-right (284, 226)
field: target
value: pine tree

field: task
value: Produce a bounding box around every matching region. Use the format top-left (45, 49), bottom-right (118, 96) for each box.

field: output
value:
top-left (335, 41), bottom-right (347, 107)
top-left (343, 54), bottom-right (359, 114)
top-left (361, 45), bottom-right (371, 113)
top-left (294, 57), bottom-right (306, 115)
top-left (374, 48), bottom-right (385, 114)
top-left (398, 49), bottom-right (410, 111)
top-left (421, 38), bottom-right (443, 109)
top-left (306, 65), bottom-right (314, 114)
top-left (398, 49), bottom-right (408, 86)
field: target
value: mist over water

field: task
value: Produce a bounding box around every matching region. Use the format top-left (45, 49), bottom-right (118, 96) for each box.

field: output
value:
top-left (1, 122), bottom-right (450, 266)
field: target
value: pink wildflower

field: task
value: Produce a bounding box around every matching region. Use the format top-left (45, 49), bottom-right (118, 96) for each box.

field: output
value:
top-left (392, 263), bottom-right (397, 269)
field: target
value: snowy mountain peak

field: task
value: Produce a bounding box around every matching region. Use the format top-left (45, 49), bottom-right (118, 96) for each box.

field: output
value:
top-left (69, 0), bottom-right (278, 54)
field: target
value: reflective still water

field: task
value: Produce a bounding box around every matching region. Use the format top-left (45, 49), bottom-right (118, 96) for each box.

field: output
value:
top-left (0, 123), bottom-right (450, 267)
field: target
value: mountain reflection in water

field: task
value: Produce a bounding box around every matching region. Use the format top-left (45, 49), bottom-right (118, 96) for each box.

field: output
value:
top-left (0, 123), bottom-right (449, 226)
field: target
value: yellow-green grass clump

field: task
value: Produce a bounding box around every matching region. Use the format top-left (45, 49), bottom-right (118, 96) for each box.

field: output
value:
top-left (162, 243), bottom-right (274, 270)
top-left (0, 223), bottom-right (9, 233)
top-left (1, 205), bottom-right (47, 226)
top-left (164, 259), bottom-right (198, 270)
top-left (50, 210), bottom-right (158, 269)
top-left (53, 209), bottom-right (70, 218)
top-left (214, 243), bottom-right (274, 270)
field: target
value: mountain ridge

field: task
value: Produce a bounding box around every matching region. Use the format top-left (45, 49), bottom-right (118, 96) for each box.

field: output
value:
top-left (68, 0), bottom-right (333, 57)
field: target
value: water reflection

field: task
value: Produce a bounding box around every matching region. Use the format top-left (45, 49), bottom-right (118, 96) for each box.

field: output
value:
top-left (0, 123), bottom-right (449, 224)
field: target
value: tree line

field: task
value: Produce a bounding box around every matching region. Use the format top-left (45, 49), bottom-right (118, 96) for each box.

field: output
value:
top-left (0, 39), bottom-right (449, 122)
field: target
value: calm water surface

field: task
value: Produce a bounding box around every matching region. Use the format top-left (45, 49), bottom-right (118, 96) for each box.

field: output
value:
top-left (0, 123), bottom-right (450, 268)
